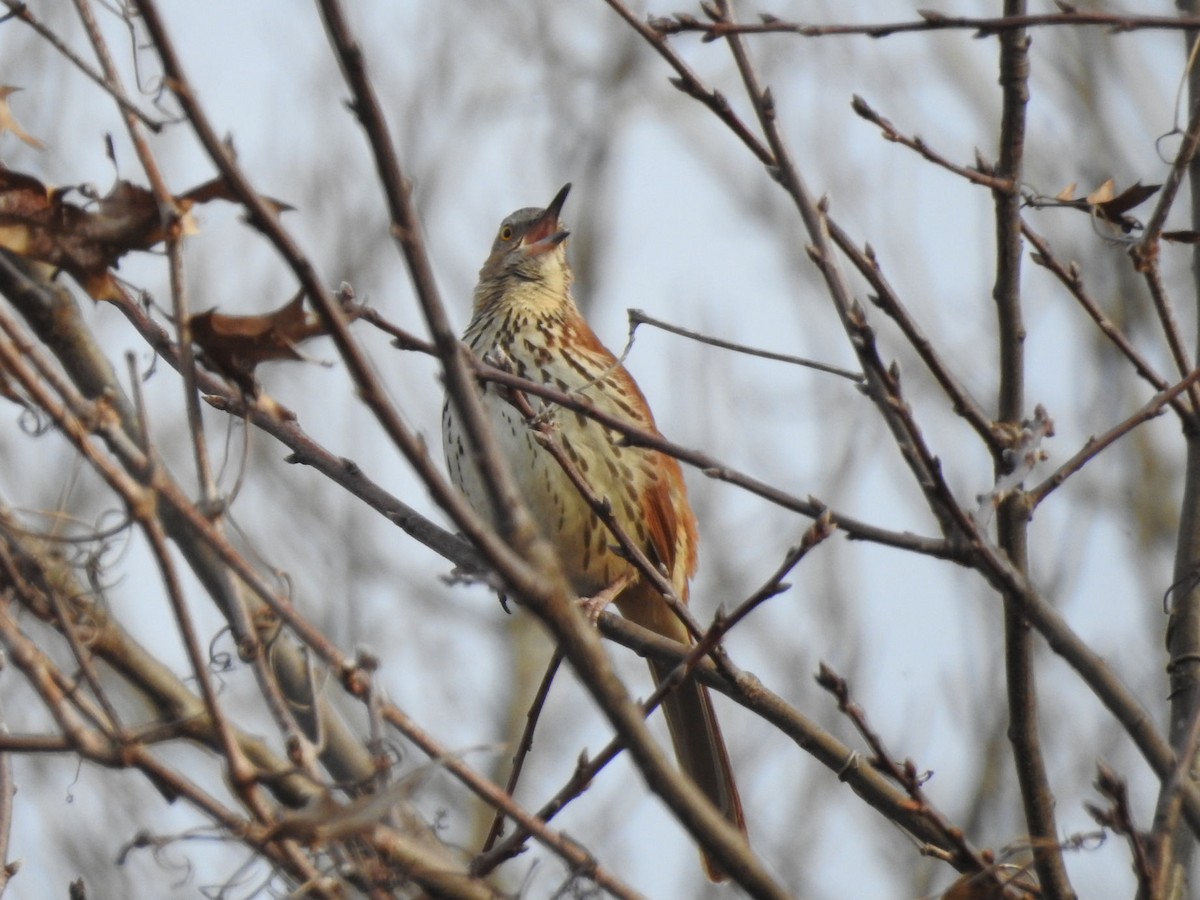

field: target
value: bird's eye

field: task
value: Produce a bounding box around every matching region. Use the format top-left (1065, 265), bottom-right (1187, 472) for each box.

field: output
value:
top-left (499, 225), bottom-right (514, 241)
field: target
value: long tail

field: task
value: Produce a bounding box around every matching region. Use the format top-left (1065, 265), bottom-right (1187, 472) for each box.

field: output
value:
top-left (649, 657), bottom-right (746, 881)
top-left (616, 582), bottom-right (746, 882)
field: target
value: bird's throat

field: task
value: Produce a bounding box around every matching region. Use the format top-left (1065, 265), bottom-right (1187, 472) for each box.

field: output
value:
top-left (469, 276), bottom-right (574, 344)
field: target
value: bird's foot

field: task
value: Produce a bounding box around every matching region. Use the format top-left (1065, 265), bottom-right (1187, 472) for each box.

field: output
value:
top-left (577, 572), bottom-right (635, 624)
top-left (481, 346), bottom-right (517, 372)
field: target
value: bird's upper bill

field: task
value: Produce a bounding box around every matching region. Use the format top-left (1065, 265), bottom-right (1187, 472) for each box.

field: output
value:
top-left (522, 183), bottom-right (571, 257)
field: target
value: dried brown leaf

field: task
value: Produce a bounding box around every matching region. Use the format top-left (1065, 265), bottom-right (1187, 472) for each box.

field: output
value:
top-left (1047, 179), bottom-right (1162, 233)
top-left (941, 868), bottom-right (1038, 899)
top-left (1053, 182), bottom-right (1077, 201)
top-left (190, 292), bottom-right (328, 393)
top-left (0, 167), bottom-right (285, 301)
top-left (178, 176), bottom-right (293, 218)
top-left (0, 87), bottom-right (45, 151)
top-left (1085, 178), bottom-right (1116, 205)
top-left (1094, 181), bottom-right (1160, 223)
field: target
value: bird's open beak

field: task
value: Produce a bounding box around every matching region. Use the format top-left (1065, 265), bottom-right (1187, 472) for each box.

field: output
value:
top-left (523, 183), bottom-right (572, 256)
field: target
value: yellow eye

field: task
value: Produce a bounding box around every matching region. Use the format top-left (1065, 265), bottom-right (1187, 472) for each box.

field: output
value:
top-left (499, 225), bottom-right (514, 241)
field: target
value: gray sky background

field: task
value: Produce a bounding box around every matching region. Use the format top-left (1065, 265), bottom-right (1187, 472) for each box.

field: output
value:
top-left (0, 2), bottom-right (1192, 897)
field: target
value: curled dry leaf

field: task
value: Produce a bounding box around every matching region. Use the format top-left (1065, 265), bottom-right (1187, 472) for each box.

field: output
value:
top-left (1053, 182), bottom-right (1076, 202)
top-left (1045, 178), bottom-right (1160, 233)
top-left (1093, 181), bottom-right (1160, 225)
top-left (940, 867), bottom-right (1039, 900)
top-left (0, 86), bottom-right (46, 151)
top-left (0, 167), bottom-right (290, 301)
top-left (180, 175), bottom-right (294, 220)
top-left (1084, 178), bottom-right (1116, 205)
top-left (190, 291), bottom-right (354, 394)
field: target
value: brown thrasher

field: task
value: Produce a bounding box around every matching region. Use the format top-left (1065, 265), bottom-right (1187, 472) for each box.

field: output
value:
top-left (442, 184), bottom-right (746, 880)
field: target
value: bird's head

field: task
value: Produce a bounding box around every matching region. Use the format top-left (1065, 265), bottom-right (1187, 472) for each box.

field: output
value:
top-left (477, 183), bottom-right (572, 289)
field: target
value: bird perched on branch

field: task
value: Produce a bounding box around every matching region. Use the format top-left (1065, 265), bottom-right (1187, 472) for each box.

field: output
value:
top-left (442, 184), bottom-right (746, 880)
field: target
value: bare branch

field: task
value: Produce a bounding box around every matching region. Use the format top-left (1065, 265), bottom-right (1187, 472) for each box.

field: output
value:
top-left (649, 10), bottom-right (1200, 41)
top-left (1022, 220), bottom-right (1195, 426)
top-left (626, 308), bottom-right (863, 383)
top-left (1028, 367), bottom-right (1200, 508)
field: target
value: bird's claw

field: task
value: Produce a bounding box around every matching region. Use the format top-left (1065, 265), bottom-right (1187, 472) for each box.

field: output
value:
top-left (576, 573), bottom-right (635, 624)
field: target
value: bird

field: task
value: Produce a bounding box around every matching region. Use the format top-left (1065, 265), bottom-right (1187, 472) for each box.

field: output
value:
top-left (442, 184), bottom-right (745, 881)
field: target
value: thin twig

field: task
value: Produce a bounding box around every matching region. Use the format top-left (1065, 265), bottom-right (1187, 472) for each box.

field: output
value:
top-left (1027, 366), bottom-right (1200, 508)
top-left (480, 649), bottom-right (564, 855)
top-left (1147, 249), bottom-right (1194, 376)
top-left (0, 0), bottom-right (163, 129)
top-left (42, 566), bottom-right (127, 738)
top-left (627, 308), bottom-right (863, 382)
top-left (1022, 221), bottom-right (1194, 426)
top-left (0, 682), bottom-right (15, 896)
top-left (815, 662), bottom-right (1004, 888)
top-left (1086, 763), bottom-right (1154, 895)
top-left (479, 520), bottom-right (840, 877)
top-left (378, 701), bottom-right (641, 900)
top-left (1150, 691), bottom-right (1200, 859)
top-left (649, 10), bottom-right (1200, 41)
top-left (600, 0), bottom-right (773, 167)
top-left (1141, 261), bottom-right (1199, 407)
top-left (850, 95), bottom-right (1014, 192)
top-left (1137, 47), bottom-right (1200, 247)
top-left (824, 217), bottom-right (1001, 451)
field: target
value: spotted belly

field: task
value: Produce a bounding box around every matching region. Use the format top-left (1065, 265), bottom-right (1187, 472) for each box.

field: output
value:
top-left (442, 389), bottom-right (645, 596)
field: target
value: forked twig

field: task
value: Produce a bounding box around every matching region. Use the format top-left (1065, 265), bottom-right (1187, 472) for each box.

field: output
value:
top-left (815, 663), bottom-right (1006, 889)
top-left (479, 648), bottom-right (564, 855)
